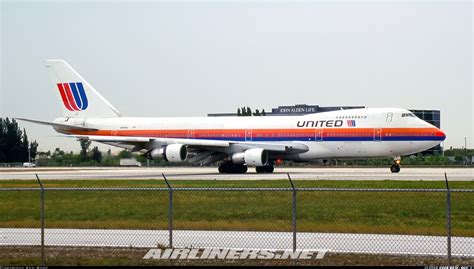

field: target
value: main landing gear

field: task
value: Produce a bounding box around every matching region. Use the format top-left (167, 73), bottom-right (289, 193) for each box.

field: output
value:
top-left (218, 162), bottom-right (248, 174)
top-left (255, 165), bottom-right (274, 173)
top-left (218, 162), bottom-right (275, 174)
top-left (390, 158), bottom-right (401, 173)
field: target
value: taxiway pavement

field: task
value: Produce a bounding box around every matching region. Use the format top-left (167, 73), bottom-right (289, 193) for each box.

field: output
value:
top-left (0, 167), bottom-right (472, 181)
top-left (1, 228), bottom-right (472, 257)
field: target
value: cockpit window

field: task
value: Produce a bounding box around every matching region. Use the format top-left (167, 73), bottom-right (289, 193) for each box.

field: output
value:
top-left (401, 113), bottom-right (416, 118)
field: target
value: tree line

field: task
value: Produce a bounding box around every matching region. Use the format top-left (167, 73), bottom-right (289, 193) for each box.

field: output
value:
top-left (237, 107), bottom-right (266, 116)
top-left (35, 147), bottom-right (184, 167)
top-left (0, 118), bottom-right (38, 163)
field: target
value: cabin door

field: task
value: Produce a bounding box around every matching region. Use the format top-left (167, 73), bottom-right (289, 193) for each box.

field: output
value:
top-left (315, 129), bottom-right (323, 141)
top-left (245, 129), bottom-right (252, 141)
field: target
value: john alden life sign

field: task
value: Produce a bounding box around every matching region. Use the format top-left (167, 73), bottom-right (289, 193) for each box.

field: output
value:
top-left (270, 105), bottom-right (364, 116)
top-left (276, 105), bottom-right (318, 114)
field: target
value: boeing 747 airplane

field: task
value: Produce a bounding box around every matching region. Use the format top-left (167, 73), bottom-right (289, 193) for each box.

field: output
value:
top-left (18, 60), bottom-right (446, 173)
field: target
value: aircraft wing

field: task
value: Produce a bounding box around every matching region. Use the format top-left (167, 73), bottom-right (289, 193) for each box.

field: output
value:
top-left (68, 134), bottom-right (309, 154)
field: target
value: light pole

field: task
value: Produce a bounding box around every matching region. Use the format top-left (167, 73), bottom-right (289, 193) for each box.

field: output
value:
top-left (465, 137), bottom-right (467, 166)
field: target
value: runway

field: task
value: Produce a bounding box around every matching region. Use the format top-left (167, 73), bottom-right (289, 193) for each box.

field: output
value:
top-left (1, 228), bottom-right (472, 257)
top-left (0, 167), bottom-right (472, 181)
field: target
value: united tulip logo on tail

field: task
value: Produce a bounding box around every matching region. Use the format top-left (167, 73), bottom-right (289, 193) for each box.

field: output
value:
top-left (57, 82), bottom-right (88, 111)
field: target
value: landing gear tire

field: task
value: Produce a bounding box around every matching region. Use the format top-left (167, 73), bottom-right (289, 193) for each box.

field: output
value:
top-left (390, 164), bottom-right (401, 173)
top-left (256, 165), bottom-right (274, 174)
top-left (218, 162), bottom-right (248, 174)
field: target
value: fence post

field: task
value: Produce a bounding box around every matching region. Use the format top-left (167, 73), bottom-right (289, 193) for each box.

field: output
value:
top-left (163, 173), bottom-right (173, 248)
top-left (36, 174), bottom-right (45, 266)
top-left (287, 173), bottom-right (297, 252)
top-left (444, 173), bottom-right (451, 266)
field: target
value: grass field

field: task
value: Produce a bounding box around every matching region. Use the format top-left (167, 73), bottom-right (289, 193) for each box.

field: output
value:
top-left (0, 180), bottom-right (473, 236)
top-left (1, 179), bottom-right (474, 188)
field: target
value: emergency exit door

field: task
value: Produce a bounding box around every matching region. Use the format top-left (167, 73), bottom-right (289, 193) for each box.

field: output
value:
top-left (374, 128), bottom-right (382, 141)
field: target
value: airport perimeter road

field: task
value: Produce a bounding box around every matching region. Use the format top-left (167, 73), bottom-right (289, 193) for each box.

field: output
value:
top-left (1, 228), bottom-right (473, 257)
top-left (0, 167), bottom-right (472, 181)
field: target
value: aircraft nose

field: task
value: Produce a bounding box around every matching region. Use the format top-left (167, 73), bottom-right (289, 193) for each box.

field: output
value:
top-left (436, 128), bottom-right (446, 141)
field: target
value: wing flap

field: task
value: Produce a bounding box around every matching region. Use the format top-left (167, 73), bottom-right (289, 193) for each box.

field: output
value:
top-left (234, 142), bottom-right (309, 153)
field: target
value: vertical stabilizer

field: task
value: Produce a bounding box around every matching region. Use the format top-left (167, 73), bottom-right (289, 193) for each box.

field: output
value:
top-left (46, 59), bottom-right (122, 118)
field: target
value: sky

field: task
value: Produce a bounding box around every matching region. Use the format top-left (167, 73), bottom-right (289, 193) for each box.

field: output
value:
top-left (1, 0), bottom-right (472, 153)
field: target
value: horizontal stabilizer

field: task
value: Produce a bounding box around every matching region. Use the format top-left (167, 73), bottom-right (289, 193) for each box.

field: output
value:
top-left (15, 118), bottom-right (99, 131)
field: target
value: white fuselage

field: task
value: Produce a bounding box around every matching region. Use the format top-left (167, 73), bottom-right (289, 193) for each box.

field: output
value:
top-left (55, 108), bottom-right (445, 161)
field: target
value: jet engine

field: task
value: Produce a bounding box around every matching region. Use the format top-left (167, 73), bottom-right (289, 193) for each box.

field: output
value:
top-left (145, 144), bottom-right (187, 162)
top-left (231, 148), bottom-right (268, 167)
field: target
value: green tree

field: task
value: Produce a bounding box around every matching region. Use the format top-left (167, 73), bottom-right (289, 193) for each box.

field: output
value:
top-left (0, 118), bottom-right (36, 163)
top-left (5, 118), bottom-right (24, 162)
top-left (454, 155), bottom-right (464, 164)
top-left (0, 119), bottom-right (6, 162)
top-left (53, 148), bottom-right (64, 156)
top-left (21, 129), bottom-right (29, 161)
top-left (79, 140), bottom-right (91, 161)
top-left (29, 141), bottom-right (38, 161)
top-left (261, 109), bottom-right (266, 116)
top-left (118, 150), bottom-right (133, 159)
top-left (91, 146), bottom-right (102, 163)
top-left (237, 108), bottom-right (242, 116)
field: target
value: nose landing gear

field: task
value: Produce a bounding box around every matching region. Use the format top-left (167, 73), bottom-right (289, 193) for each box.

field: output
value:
top-left (390, 158), bottom-right (401, 173)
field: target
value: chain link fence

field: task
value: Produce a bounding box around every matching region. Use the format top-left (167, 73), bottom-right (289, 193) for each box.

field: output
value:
top-left (0, 174), bottom-right (473, 265)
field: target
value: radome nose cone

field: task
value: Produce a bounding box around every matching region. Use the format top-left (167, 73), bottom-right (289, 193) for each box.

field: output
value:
top-left (438, 129), bottom-right (446, 141)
